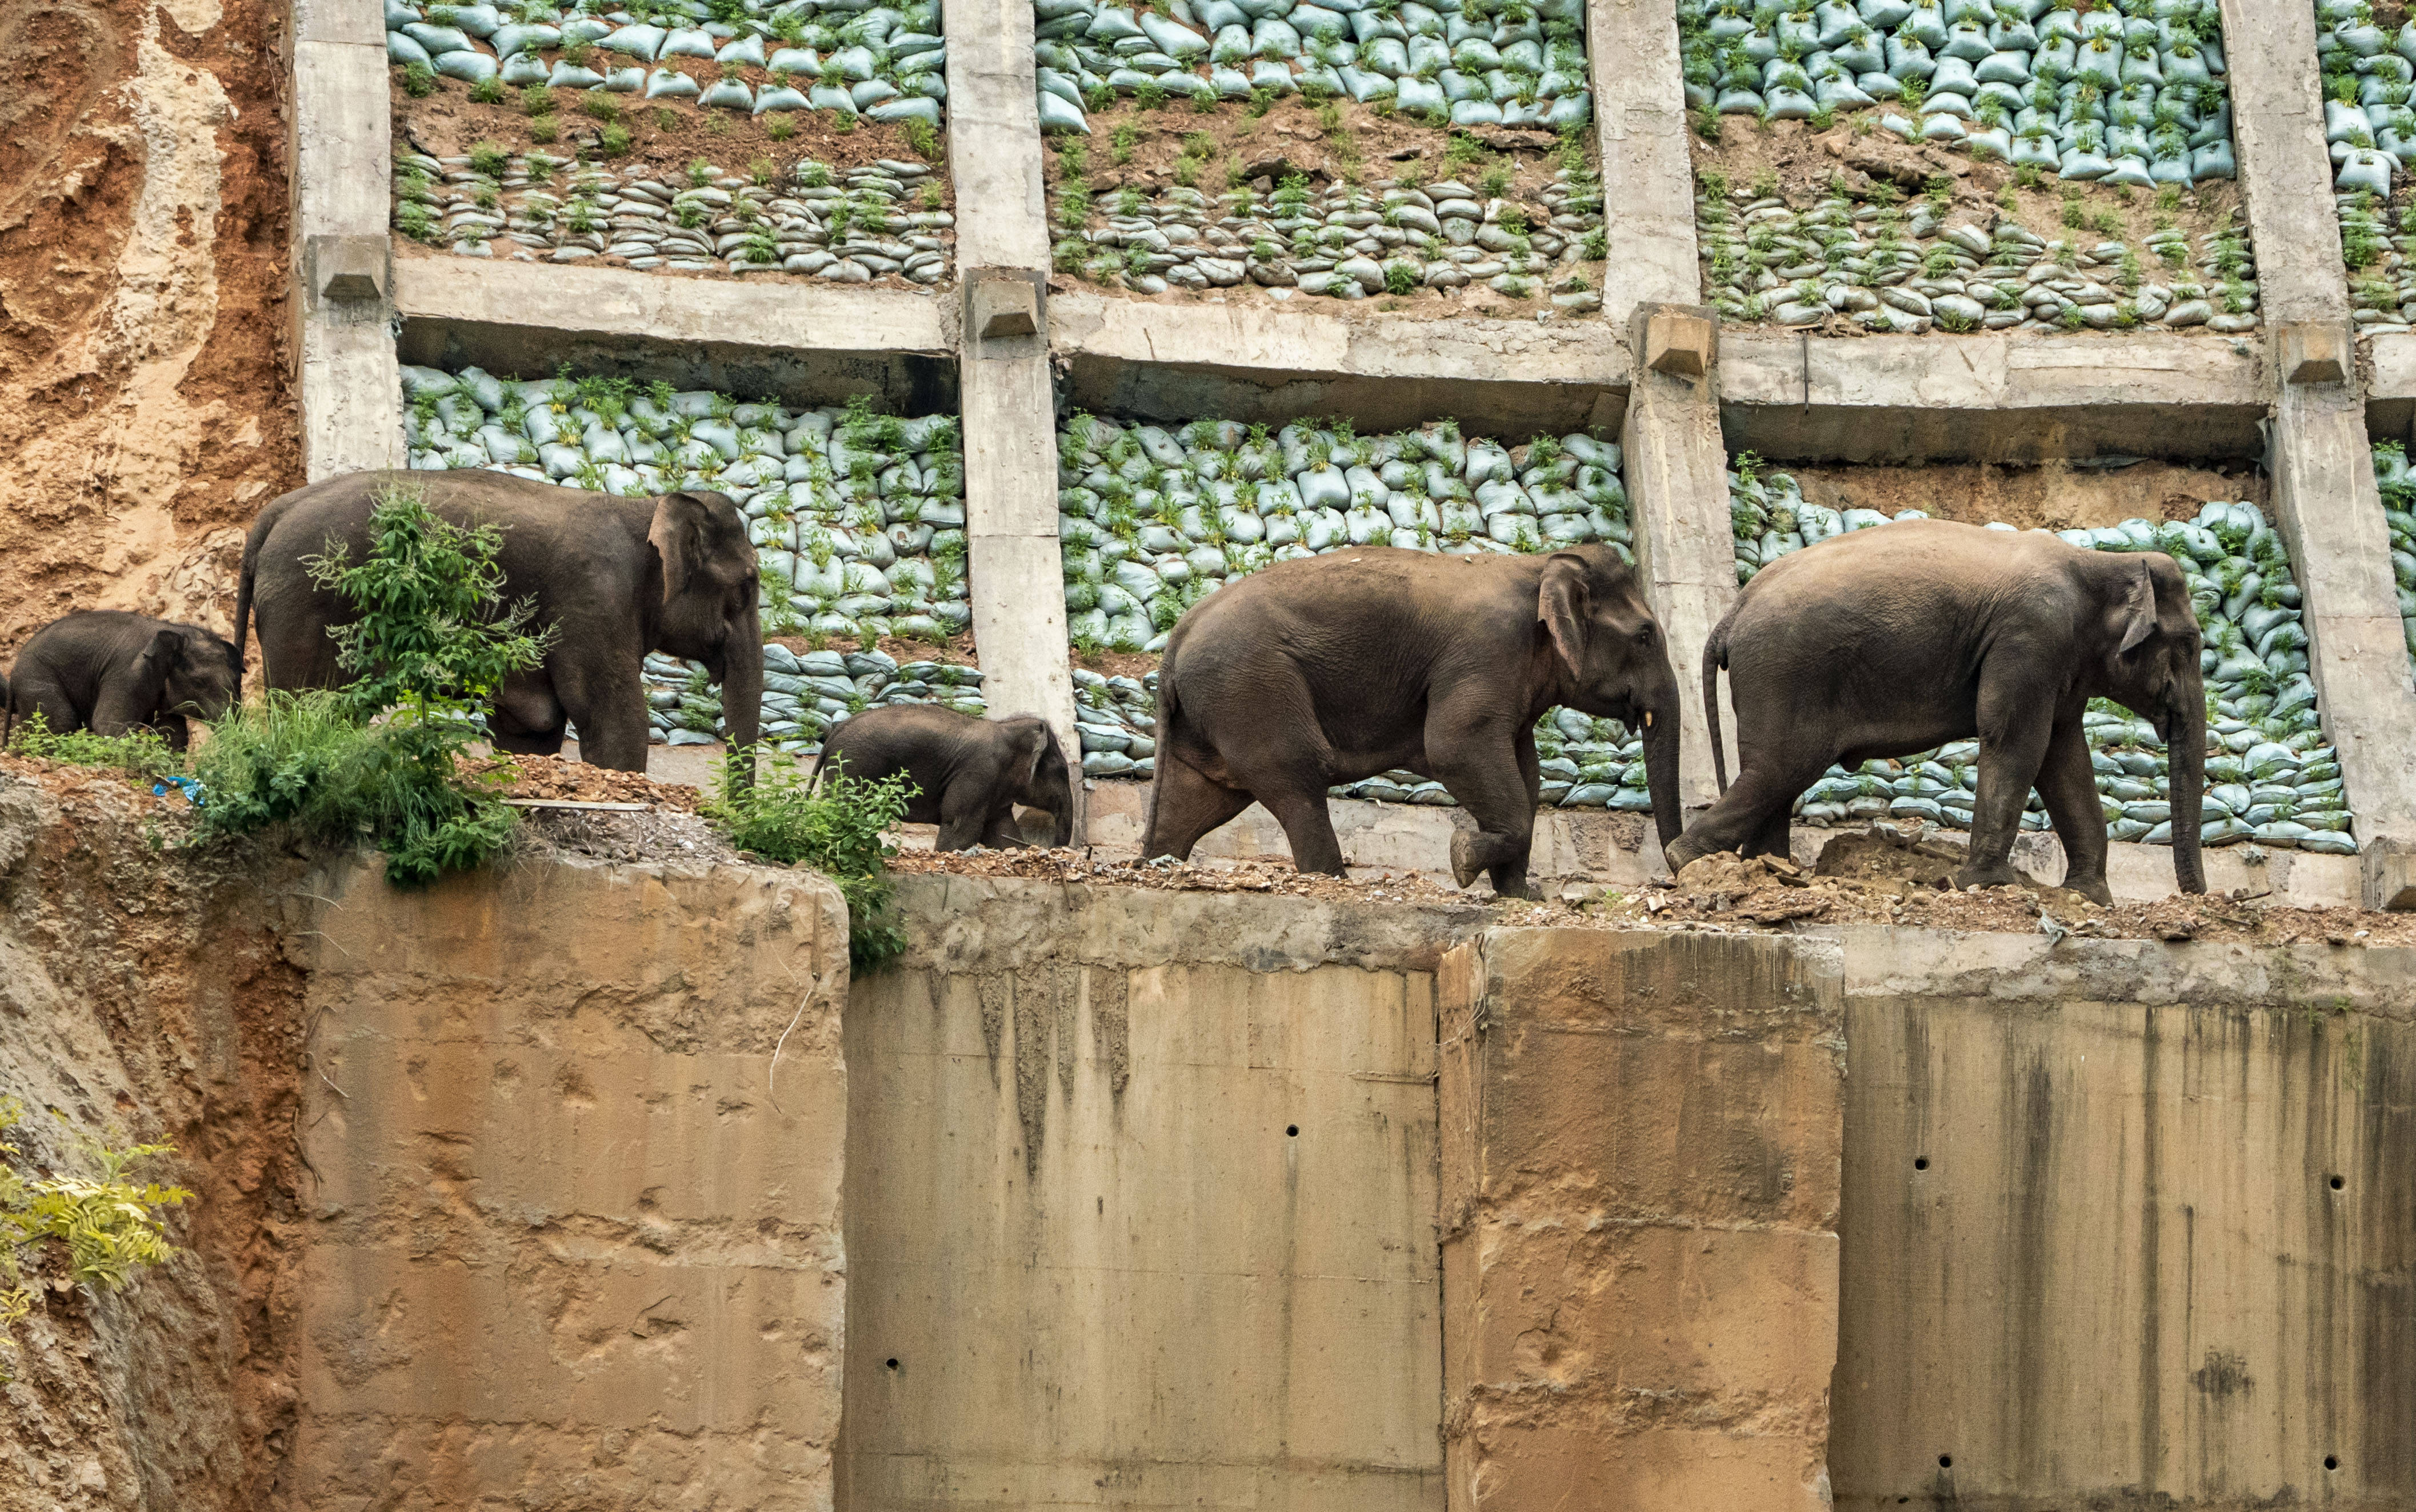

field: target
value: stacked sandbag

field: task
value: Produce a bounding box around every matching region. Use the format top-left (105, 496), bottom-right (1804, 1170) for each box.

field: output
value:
top-left (2373, 439), bottom-right (2416, 665)
top-left (1033, 0), bottom-right (1592, 135)
top-left (1729, 463), bottom-right (2354, 853)
top-left (1054, 169), bottom-right (1606, 305)
top-left (401, 362), bottom-right (972, 753)
top-left (395, 149), bottom-right (954, 283)
top-left (1697, 178), bottom-right (2258, 333)
top-left (1679, 0), bottom-right (2237, 185)
top-left (2318, 0), bottom-right (2416, 291)
top-left (386, 0), bottom-right (947, 126)
top-left (1059, 414), bottom-right (1651, 809)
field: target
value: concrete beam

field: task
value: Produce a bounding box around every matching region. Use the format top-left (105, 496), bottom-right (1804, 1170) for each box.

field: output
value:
top-left (1625, 303), bottom-right (1738, 821)
top-left (1587, 0), bottom-right (1699, 326)
top-left (2218, 0), bottom-right (2347, 327)
top-left (1051, 291), bottom-right (1627, 435)
top-left (292, 12), bottom-right (403, 482)
top-left (1721, 331), bottom-right (2269, 463)
top-left (393, 257), bottom-right (953, 357)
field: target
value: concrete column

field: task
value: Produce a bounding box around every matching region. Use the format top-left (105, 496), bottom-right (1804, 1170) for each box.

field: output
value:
top-left (2219, 0), bottom-right (2416, 904)
top-left (1623, 305), bottom-right (1737, 819)
top-left (2269, 382), bottom-right (2416, 906)
top-left (292, 0), bottom-right (404, 481)
top-left (2217, 0), bottom-right (2343, 327)
top-left (945, 0), bottom-right (1081, 805)
top-left (1589, 0), bottom-right (1699, 329)
top-left (1440, 929), bottom-right (1845, 1512)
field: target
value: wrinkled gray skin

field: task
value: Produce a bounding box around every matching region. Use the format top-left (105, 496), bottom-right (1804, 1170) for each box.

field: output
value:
top-left (1668, 518), bottom-right (2206, 905)
top-left (1142, 544), bottom-right (1686, 899)
top-left (818, 703), bottom-right (1076, 850)
top-left (236, 470), bottom-right (762, 770)
top-left (6, 611), bottom-right (242, 749)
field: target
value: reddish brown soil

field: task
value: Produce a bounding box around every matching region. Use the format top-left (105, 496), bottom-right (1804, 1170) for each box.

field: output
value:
top-left (392, 62), bottom-right (949, 185)
top-left (769, 629), bottom-right (978, 667)
top-left (0, 758), bottom-right (307, 1509)
top-left (1781, 459), bottom-right (2267, 531)
top-left (0, 0), bottom-right (301, 663)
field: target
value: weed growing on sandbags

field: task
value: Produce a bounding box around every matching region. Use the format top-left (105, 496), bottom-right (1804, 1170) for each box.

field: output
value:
top-left (0, 1097), bottom-right (193, 1383)
top-left (707, 754), bottom-right (916, 970)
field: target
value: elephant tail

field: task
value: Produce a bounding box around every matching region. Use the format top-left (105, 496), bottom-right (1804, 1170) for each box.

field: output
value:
top-left (1702, 613), bottom-right (1732, 796)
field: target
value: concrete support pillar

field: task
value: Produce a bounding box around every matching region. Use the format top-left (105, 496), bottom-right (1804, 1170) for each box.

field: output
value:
top-left (1440, 929), bottom-right (1845, 1512)
top-left (2270, 384), bottom-right (2416, 906)
top-left (1623, 305), bottom-right (1737, 819)
top-left (1587, 0), bottom-right (1699, 329)
top-left (945, 0), bottom-right (1081, 807)
top-left (2221, 0), bottom-right (2416, 904)
top-left (292, 0), bottom-right (403, 481)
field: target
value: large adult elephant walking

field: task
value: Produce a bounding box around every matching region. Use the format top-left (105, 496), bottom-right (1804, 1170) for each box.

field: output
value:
top-left (1666, 518), bottom-right (2206, 903)
top-left (1142, 544), bottom-right (1686, 899)
top-left (236, 471), bottom-right (762, 767)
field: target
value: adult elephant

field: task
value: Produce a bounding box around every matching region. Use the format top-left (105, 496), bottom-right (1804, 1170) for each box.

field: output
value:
top-left (236, 471), bottom-right (761, 768)
top-left (1666, 518), bottom-right (2206, 904)
top-left (1142, 544), bottom-right (1685, 899)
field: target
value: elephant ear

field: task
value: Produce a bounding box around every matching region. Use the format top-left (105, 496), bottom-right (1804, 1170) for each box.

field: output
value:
top-left (2116, 557), bottom-right (2159, 655)
top-left (128, 629), bottom-right (178, 715)
top-left (1006, 717), bottom-right (1051, 791)
top-left (647, 491), bottom-right (717, 606)
top-left (1537, 552), bottom-right (1592, 678)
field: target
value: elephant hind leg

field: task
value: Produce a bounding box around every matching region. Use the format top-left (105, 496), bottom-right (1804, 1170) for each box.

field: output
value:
top-left (1667, 755), bottom-right (1826, 872)
top-left (1141, 754), bottom-right (1254, 861)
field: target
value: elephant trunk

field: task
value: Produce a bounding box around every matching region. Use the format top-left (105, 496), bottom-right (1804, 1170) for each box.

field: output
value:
top-left (2167, 679), bottom-right (2207, 895)
top-left (1642, 687), bottom-right (1685, 854)
top-left (719, 607), bottom-right (763, 781)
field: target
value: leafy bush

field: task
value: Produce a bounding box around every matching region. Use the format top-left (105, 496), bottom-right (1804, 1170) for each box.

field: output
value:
top-left (200, 484), bottom-right (551, 886)
top-left (707, 750), bottom-right (915, 971)
top-left (1, 1098), bottom-right (191, 1383)
top-left (5, 713), bottom-right (181, 779)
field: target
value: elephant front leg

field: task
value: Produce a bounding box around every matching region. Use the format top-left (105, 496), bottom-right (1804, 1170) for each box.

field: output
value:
top-left (2035, 715), bottom-right (2114, 906)
top-left (1432, 752), bottom-right (1541, 899)
top-left (1960, 682), bottom-right (2054, 893)
top-left (560, 667), bottom-right (650, 773)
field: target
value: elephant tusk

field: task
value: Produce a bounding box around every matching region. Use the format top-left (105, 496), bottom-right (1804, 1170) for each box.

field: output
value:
top-left (1643, 710), bottom-right (1654, 728)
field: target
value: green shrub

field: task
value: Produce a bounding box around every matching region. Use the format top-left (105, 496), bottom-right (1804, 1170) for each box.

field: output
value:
top-left (402, 60), bottom-right (436, 97)
top-left (197, 484), bottom-right (553, 886)
top-left (1, 1098), bottom-right (192, 1383)
top-left (707, 754), bottom-right (915, 970)
top-left (4, 713), bottom-right (180, 778)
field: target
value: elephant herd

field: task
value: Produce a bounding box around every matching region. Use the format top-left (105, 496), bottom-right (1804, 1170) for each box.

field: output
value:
top-left (1, 468), bottom-right (2210, 907)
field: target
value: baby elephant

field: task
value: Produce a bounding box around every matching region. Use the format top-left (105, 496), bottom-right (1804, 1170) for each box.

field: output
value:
top-left (6, 611), bottom-right (242, 750)
top-left (818, 703), bottom-right (1076, 851)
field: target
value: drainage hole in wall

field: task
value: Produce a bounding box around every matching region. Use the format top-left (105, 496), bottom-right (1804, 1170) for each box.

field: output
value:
top-left (1938, 1455), bottom-right (1953, 1469)
top-left (1914, 1156), bottom-right (1929, 1171)
top-left (886, 1358), bottom-right (900, 1371)
top-left (1286, 1125), bottom-right (1299, 1137)
top-left (2330, 1175), bottom-right (2345, 1191)
top-left (2326, 1455), bottom-right (2340, 1471)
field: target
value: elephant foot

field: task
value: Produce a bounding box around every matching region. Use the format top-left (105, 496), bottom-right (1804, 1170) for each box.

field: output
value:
top-left (1450, 829), bottom-right (1481, 889)
top-left (1953, 859), bottom-right (2032, 893)
top-left (2059, 875), bottom-right (2115, 908)
top-left (1662, 834), bottom-right (1707, 874)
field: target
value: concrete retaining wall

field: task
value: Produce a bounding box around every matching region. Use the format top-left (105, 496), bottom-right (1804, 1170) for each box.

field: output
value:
top-left (287, 854), bottom-right (853, 1511)
top-left (839, 875), bottom-right (1483, 1511)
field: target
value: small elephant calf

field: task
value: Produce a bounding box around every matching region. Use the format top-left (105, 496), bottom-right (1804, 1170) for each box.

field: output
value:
top-left (6, 611), bottom-right (242, 750)
top-left (818, 703), bottom-right (1076, 851)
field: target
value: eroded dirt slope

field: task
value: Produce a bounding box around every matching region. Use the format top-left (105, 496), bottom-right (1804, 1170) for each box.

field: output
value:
top-left (0, 0), bottom-right (297, 664)
top-left (0, 762), bottom-right (306, 1509)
